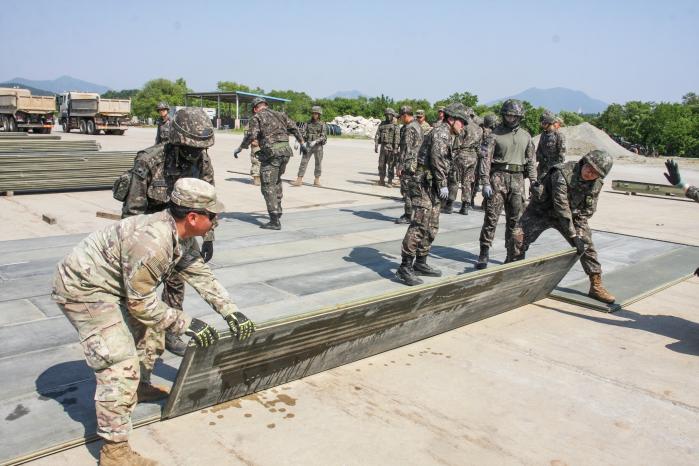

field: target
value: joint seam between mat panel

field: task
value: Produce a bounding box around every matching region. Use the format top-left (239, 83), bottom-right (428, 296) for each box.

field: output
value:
top-left (470, 330), bottom-right (699, 415)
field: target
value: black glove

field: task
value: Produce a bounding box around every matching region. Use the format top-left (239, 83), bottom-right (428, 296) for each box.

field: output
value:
top-left (185, 318), bottom-right (219, 348)
top-left (200, 241), bottom-right (214, 263)
top-left (225, 312), bottom-right (256, 341)
top-left (233, 147), bottom-right (242, 159)
top-left (664, 159), bottom-right (684, 187)
top-left (573, 236), bottom-right (587, 255)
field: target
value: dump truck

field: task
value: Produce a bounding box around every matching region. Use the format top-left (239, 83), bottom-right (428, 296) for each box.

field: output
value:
top-left (0, 88), bottom-right (55, 134)
top-left (57, 92), bottom-right (131, 135)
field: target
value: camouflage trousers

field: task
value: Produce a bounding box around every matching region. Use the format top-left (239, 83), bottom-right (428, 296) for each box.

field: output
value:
top-left (399, 172), bottom-right (413, 217)
top-left (297, 146), bottom-right (323, 177)
top-left (378, 146), bottom-right (396, 182)
top-left (448, 155), bottom-right (477, 205)
top-left (512, 207), bottom-right (602, 275)
top-left (479, 171), bottom-right (525, 252)
top-left (259, 144), bottom-right (293, 215)
top-left (401, 177), bottom-right (440, 257)
top-left (59, 300), bottom-right (165, 442)
top-left (250, 149), bottom-right (260, 177)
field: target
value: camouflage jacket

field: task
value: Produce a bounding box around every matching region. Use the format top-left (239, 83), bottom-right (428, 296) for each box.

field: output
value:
top-left (536, 130), bottom-right (566, 178)
top-left (155, 117), bottom-right (171, 145)
top-left (452, 119), bottom-right (483, 160)
top-left (374, 119), bottom-right (401, 151)
top-left (399, 119), bottom-right (423, 171)
top-left (416, 122), bottom-right (451, 189)
top-left (686, 186), bottom-right (699, 202)
top-left (534, 161), bottom-right (603, 237)
top-left (241, 108), bottom-right (303, 150)
top-left (304, 120), bottom-right (327, 146)
top-left (480, 124), bottom-right (536, 185)
top-left (419, 120), bottom-right (432, 135)
top-left (121, 144), bottom-right (215, 241)
top-left (52, 211), bottom-right (239, 333)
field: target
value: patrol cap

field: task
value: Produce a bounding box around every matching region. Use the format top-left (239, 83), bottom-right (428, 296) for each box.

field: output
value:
top-left (437, 106), bottom-right (445, 112)
top-left (416, 109), bottom-right (425, 117)
top-left (399, 105), bottom-right (413, 116)
top-left (171, 178), bottom-right (225, 214)
top-left (251, 97), bottom-right (268, 108)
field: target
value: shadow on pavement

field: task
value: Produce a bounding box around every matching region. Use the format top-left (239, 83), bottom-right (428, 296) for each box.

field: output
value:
top-left (342, 246), bottom-right (400, 281)
top-left (339, 208), bottom-right (397, 223)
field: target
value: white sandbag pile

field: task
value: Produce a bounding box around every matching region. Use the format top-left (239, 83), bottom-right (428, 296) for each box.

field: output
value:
top-left (330, 115), bottom-right (382, 138)
top-left (534, 122), bottom-right (645, 162)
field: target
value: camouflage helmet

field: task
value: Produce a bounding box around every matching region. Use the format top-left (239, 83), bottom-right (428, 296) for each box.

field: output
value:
top-left (169, 107), bottom-right (215, 148)
top-left (473, 115), bottom-right (483, 126)
top-left (582, 150), bottom-right (613, 178)
top-left (415, 109), bottom-right (425, 117)
top-left (501, 99), bottom-right (525, 117)
top-left (483, 113), bottom-right (497, 128)
top-left (311, 105), bottom-right (323, 115)
top-left (540, 111), bottom-right (556, 125)
top-left (156, 101), bottom-right (170, 111)
top-left (465, 107), bottom-right (476, 118)
top-left (437, 106), bottom-right (445, 112)
top-left (251, 97), bottom-right (268, 109)
top-left (399, 105), bottom-right (413, 116)
top-left (443, 102), bottom-right (469, 122)
top-left (384, 107), bottom-right (397, 116)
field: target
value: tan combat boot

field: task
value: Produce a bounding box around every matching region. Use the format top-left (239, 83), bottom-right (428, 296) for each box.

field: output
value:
top-left (588, 273), bottom-right (616, 304)
top-left (137, 382), bottom-right (170, 402)
top-left (100, 441), bottom-right (159, 466)
top-left (291, 176), bottom-right (303, 187)
top-left (314, 176), bottom-right (322, 187)
top-left (252, 175), bottom-right (261, 186)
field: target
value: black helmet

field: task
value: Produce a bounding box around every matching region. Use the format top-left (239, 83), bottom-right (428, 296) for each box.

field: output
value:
top-left (169, 108), bottom-right (215, 148)
top-left (500, 99), bottom-right (525, 117)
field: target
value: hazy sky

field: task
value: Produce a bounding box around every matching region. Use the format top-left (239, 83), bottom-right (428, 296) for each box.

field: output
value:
top-left (2, 0), bottom-right (697, 104)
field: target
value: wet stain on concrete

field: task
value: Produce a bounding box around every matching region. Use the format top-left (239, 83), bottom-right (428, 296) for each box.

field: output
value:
top-left (354, 386), bottom-right (362, 391)
top-left (209, 421), bottom-right (216, 426)
top-left (284, 413), bottom-right (295, 419)
top-left (5, 404), bottom-right (29, 421)
top-left (217, 414), bottom-right (224, 419)
top-left (267, 423), bottom-right (276, 429)
top-left (279, 408), bottom-right (286, 413)
top-left (244, 413), bottom-right (252, 418)
top-left (210, 399), bottom-right (241, 413)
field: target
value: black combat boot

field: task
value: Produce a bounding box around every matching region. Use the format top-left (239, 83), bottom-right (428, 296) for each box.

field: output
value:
top-left (440, 201), bottom-right (453, 214)
top-left (413, 255), bottom-right (442, 277)
top-left (261, 213), bottom-right (281, 230)
top-left (475, 245), bottom-right (489, 270)
top-left (458, 203), bottom-right (469, 215)
top-left (396, 254), bottom-right (423, 286)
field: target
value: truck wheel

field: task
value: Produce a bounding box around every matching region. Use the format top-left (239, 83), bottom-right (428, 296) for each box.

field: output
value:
top-left (8, 117), bottom-right (17, 132)
top-left (79, 120), bottom-right (87, 134)
top-left (86, 120), bottom-right (96, 135)
top-left (62, 122), bottom-right (69, 133)
top-left (1, 116), bottom-right (7, 132)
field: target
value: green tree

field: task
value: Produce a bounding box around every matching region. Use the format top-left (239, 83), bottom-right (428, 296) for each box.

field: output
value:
top-left (216, 81), bottom-right (265, 94)
top-left (267, 89), bottom-right (313, 121)
top-left (132, 78), bottom-right (191, 119)
top-left (434, 92), bottom-right (479, 111)
top-left (101, 89), bottom-right (139, 99)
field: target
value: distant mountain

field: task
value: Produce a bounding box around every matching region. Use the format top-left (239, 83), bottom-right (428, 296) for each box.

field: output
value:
top-left (4, 75), bottom-right (110, 95)
top-left (325, 90), bottom-right (366, 100)
top-left (0, 82), bottom-right (55, 96)
top-left (487, 87), bottom-right (608, 114)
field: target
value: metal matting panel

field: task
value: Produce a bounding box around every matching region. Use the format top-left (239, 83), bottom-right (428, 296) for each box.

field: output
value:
top-left (612, 179), bottom-right (685, 198)
top-left (163, 250), bottom-right (578, 419)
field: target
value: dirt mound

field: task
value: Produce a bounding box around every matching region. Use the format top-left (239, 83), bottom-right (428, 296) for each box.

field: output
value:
top-left (533, 122), bottom-right (645, 163)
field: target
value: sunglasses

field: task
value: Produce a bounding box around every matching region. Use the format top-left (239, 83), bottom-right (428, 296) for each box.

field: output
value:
top-left (194, 211), bottom-right (217, 221)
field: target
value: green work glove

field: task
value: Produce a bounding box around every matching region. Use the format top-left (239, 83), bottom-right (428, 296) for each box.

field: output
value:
top-left (664, 159), bottom-right (686, 187)
top-left (200, 241), bottom-right (214, 263)
top-left (225, 312), bottom-right (256, 341)
top-left (185, 318), bottom-right (219, 348)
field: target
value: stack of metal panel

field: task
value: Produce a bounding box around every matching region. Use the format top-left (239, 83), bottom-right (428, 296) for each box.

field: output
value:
top-left (0, 139), bottom-right (100, 152)
top-left (0, 137), bottom-right (135, 193)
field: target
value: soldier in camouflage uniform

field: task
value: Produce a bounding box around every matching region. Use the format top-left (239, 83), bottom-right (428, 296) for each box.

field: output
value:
top-left (536, 111), bottom-right (567, 179)
top-left (396, 103), bottom-right (468, 286)
top-left (476, 99), bottom-right (536, 269)
top-left (155, 102), bottom-right (171, 145)
top-left (234, 97), bottom-right (305, 230)
top-left (120, 107), bottom-right (217, 357)
top-left (511, 150), bottom-right (616, 303)
top-left (53, 179), bottom-right (255, 466)
top-left (416, 109), bottom-right (432, 135)
top-left (374, 108), bottom-right (401, 186)
top-left (446, 109), bottom-right (483, 215)
top-left (472, 113), bottom-right (498, 207)
top-left (292, 105), bottom-right (327, 187)
top-left (395, 106), bottom-right (423, 224)
top-left (663, 159), bottom-right (699, 276)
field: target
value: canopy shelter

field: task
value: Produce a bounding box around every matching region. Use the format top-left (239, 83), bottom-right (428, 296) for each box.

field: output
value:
top-left (184, 91), bottom-right (290, 129)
